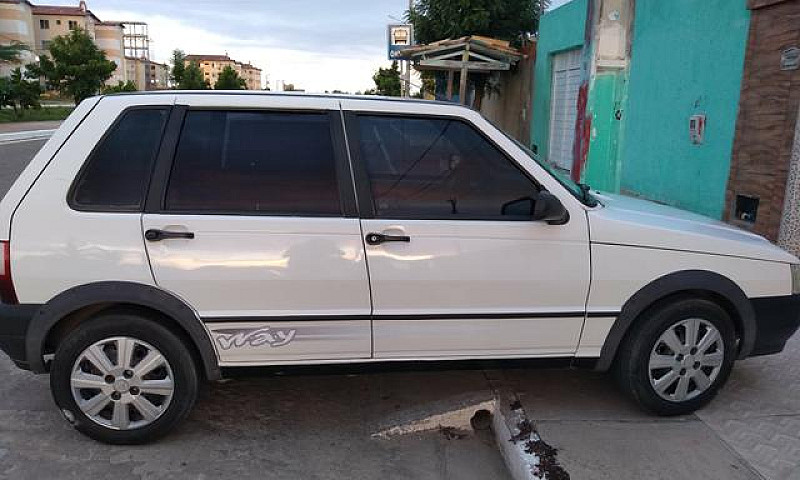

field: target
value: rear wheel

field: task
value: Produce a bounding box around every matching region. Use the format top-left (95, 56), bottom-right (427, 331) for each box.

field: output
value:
top-left (50, 312), bottom-right (198, 444)
top-left (615, 297), bottom-right (736, 415)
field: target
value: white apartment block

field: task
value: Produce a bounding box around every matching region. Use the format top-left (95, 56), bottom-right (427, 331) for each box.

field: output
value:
top-left (0, 0), bottom-right (164, 90)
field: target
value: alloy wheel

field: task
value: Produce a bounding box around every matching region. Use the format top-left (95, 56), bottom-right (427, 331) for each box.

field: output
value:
top-left (70, 336), bottom-right (174, 430)
top-left (648, 318), bottom-right (724, 402)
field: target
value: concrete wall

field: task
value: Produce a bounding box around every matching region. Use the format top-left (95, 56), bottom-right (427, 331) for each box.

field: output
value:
top-left (619, 0), bottom-right (750, 219)
top-left (530, 0), bottom-right (587, 156)
top-left (582, 0), bottom-right (634, 192)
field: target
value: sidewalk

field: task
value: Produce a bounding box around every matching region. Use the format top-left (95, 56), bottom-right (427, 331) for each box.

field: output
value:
top-left (0, 121), bottom-right (62, 134)
top-left (500, 332), bottom-right (800, 480)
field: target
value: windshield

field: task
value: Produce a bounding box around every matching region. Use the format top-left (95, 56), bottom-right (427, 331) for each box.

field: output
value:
top-left (503, 134), bottom-right (598, 207)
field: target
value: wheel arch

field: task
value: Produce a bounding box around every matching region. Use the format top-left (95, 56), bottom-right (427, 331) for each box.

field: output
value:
top-left (595, 270), bottom-right (756, 371)
top-left (26, 281), bottom-right (221, 380)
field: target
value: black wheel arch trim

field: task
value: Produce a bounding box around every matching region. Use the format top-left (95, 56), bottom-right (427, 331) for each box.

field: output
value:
top-left (25, 281), bottom-right (221, 380)
top-left (595, 270), bottom-right (756, 371)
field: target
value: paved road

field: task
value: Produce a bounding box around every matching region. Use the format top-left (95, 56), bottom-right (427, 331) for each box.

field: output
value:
top-left (0, 139), bottom-right (798, 480)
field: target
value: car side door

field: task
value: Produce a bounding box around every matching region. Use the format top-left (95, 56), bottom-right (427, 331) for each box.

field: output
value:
top-left (141, 96), bottom-right (371, 365)
top-left (342, 104), bottom-right (591, 359)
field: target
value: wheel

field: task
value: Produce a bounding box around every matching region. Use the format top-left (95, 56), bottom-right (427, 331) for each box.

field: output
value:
top-left (614, 297), bottom-right (736, 415)
top-left (50, 312), bottom-right (199, 444)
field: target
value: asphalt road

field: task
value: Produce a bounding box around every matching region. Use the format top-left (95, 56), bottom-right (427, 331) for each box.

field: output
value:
top-left (0, 140), bottom-right (46, 196)
top-left (0, 138), bottom-right (798, 480)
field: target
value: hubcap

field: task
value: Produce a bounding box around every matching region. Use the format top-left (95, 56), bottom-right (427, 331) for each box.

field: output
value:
top-left (70, 337), bottom-right (174, 430)
top-left (648, 318), bottom-right (724, 403)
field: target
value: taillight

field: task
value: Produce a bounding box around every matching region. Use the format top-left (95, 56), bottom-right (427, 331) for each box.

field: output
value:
top-left (0, 241), bottom-right (18, 304)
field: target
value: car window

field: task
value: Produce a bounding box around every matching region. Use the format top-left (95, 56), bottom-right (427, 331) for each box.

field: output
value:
top-left (165, 110), bottom-right (341, 215)
top-left (71, 108), bottom-right (168, 211)
top-left (357, 115), bottom-right (538, 219)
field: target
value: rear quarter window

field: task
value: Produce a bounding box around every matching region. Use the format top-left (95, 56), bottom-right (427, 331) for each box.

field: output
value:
top-left (70, 108), bottom-right (169, 211)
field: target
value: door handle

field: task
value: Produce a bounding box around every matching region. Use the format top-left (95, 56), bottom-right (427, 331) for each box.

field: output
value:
top-left (365, 232), bottom-right (410, 245)
top-left (145, 229), bottom-right (195, 242)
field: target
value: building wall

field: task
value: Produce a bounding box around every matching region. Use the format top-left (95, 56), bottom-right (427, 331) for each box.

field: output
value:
top-left (33, 13), bottom-right (92, 54)
top-left (581, 0), bottom-right (633, 192)
top-left (619, 0), bottom-right (750, 219)
top-left (0, 1), bottom-right (35, 76)
top-left (94, 23), bottom-right (124, 85)
top-left (725, 0), bottom-right (800, 241)
top-left (530, 0), bottom-right (588, 157)
top-left (188, 56), bottom-right (262, 89)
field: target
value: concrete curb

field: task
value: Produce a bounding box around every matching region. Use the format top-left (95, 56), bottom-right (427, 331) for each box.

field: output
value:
top-left (370, 388), bottom-right (569, 480)
top-left (492, 394), bottom-right (537, 480)
top-left (0, 129), bottom-right (55, 145)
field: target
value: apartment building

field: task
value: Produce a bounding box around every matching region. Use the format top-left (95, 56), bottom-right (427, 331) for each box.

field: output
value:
top-left (0, 0), bottom-right (165, 90)
top-left (185, 54), bottom-right (263, 90)
top-left (125, 58), bottom-right (168, 90)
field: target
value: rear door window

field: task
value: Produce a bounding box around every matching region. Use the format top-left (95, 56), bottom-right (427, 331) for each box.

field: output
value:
top-left (164, 110), bottom-right (342, 215)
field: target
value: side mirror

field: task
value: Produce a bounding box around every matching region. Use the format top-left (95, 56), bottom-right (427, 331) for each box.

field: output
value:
top-left (532, 190), bottom-right (569, 225)
top-left (500, 191), bottom-right (569, 225)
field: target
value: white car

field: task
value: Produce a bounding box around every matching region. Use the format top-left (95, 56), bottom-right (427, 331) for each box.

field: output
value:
top-left (0, 92), bottom-right (798, 444)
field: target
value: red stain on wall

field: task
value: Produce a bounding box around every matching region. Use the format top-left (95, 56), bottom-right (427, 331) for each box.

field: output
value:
top-left (571, 83), bottom-right (591, 182)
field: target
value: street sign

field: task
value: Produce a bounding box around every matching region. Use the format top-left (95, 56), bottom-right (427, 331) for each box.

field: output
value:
top-left (387, 24), bottom-right (413, 60)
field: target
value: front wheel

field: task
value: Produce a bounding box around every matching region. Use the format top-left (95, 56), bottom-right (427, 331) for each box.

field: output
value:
top-left (615, 297), bottom-right (737, 415)
top-left (50, 312), bottom-right (199, 444)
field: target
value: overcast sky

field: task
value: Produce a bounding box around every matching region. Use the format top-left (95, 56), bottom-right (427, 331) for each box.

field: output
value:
top-left (34, 0), bottom-right (573, 93)
top-left (35, 0), bottom-right (410, 92)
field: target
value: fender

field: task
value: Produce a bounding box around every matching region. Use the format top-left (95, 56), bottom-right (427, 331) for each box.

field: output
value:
top-left (25, 281), bottom-right (221, 379)
top-left (595, 270), bottom-right (756, 371)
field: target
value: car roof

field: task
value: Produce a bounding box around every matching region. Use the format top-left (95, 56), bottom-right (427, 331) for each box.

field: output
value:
top-left (101, 90), bottom-right (463, 108)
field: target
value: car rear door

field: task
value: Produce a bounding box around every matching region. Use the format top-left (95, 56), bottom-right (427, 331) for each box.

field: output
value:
top-left (142, 95), bottom-right (371, 365)
top-left (341, 100), bottom-right (591, 359)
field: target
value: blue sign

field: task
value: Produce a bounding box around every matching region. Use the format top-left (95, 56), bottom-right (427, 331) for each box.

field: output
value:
top-left (387, 24), bottom-right (413, 60)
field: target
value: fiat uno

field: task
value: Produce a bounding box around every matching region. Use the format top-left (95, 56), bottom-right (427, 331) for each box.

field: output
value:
top-left (0, 92), bottom-right (798, 444)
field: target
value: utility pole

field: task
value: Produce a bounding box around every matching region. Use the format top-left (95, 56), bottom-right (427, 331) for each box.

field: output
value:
top-left (405, 0), bottom-right (413, 97)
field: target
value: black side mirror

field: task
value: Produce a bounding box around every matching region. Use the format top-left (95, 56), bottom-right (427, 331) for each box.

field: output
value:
top-left (532, 190), bottom-right (569, 225)
top-left (500, 191), bottom-right (569, 224)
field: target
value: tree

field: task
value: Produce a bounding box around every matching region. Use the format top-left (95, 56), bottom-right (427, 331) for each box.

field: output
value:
top-left (101, 80), bottom-right (137, 94)
top-left (28, 28), bottom-right (116, 104)
top-left (1, 67), bottom-right (41, 117)
top-left (0, 77), bottom-right (12, 110)
top-left (214, 65), bottom-right (246, 90)
top-left (0, 43), bottom-right (28, 63)
top-left (170, 49), bottom-right (186, 88)
top-left (178, 61), bottom-right (209, 90)
top-left (372, 61), bottom-right (402, 97)
top-left (407, 0), bottom-right (547, 46)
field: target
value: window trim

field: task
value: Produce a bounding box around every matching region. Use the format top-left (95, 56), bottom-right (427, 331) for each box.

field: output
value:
top-left (343, 111), bottom-right (547, 222)
top-left (67, 105), bottom-right (172, 213)
top-left (144, 107), bottom-right (357, 218)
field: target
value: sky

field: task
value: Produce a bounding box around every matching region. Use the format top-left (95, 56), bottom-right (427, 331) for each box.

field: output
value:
top-left (35, 0), bottom-right (412, 93)
top-left (33, 0), bottom-right (572, 93)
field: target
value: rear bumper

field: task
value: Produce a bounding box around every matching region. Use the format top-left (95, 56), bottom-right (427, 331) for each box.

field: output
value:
top-left (0, 303), bottom-right (39, 370)
top-left (749, 294), bottom-right (800, 357)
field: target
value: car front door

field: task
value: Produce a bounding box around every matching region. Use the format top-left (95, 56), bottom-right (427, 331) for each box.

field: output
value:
top-left (142, 97), bottom-right (371, 365)
top-left (343, 107), bottom-right (591, 359)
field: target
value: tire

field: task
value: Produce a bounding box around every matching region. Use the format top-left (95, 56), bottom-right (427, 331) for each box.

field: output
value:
top-left (614, 297), bottom-right (736, 416)
top-left (50, 312), bottom-right (199, 444)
